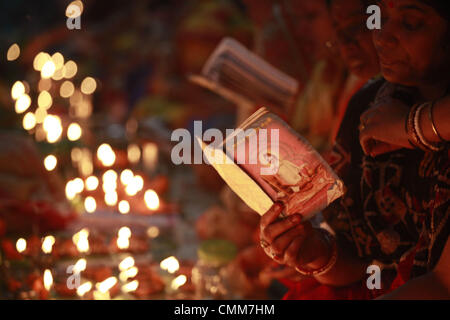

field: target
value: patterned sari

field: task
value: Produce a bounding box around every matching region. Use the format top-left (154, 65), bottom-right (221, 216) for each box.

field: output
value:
top-left (283, 78), bottom-right (449, 299)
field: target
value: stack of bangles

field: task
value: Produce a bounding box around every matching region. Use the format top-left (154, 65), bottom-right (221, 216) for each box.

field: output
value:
top-left (406, 101), bottom-right (447, 152)
top-left (295, 229), bottom-right (338, 277)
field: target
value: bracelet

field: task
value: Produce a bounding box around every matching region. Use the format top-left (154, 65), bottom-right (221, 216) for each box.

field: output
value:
top-left (414, 103), bottom-right (442, 152)
top-left (404, 106), bottom-right (417, 149)
top-left (428, 101), bottom-right (446, 142)
top-left (406, 103), bottom-right (428, 151)
top-left (295, 229), bottom-right (338, 277)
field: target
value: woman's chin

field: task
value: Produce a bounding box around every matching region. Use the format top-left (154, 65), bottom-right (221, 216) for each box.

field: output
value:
top-left (381, 67), bottom-right (411, 86)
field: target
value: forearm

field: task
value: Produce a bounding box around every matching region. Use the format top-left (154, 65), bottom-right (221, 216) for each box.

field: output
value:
top-left (378, 271), bottom-right (450, 300)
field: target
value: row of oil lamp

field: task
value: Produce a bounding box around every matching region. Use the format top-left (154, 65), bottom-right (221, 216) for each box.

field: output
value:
top-left (11, 229), bottom-right (188, 299)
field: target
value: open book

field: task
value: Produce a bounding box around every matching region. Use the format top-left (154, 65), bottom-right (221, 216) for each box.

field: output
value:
top-left (189, 37), bottom-right (299, 113)
top-left (198, 107), bottom-right (344, 219)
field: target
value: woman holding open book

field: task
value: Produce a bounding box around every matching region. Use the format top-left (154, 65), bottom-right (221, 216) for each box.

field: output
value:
top-left (259, 0), bottom-right (450, 299)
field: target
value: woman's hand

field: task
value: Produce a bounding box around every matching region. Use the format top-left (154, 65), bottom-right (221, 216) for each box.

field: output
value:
top-left (259, 202), bottom-right (332, 270)
top-left (359, 96), bottom-right (413, 157)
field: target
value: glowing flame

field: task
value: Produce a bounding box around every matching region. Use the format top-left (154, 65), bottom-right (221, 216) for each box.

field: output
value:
top-left (35, 107), bottom-right (47, 124)
top-left (105, 191), bottom-right (118, 206)
top-left (52, 67), bottom-right (64, 81)
top-left (38, 90), bottom-right (53, 109)
top-left (122, 280), bottom-right (139, 293)
top-left (143, 143), bottom-right (158, 170)
top-left (42, 235), bottom-right (55, 254)
top-left (63, 60), bottom-right (78, 78)
top-left (146, 226), bottom-right (160, 238)
top-left (125, 184), bottom-right (138, 196)
top-left (44, 155), bottom-right (57, 171)
top-left (80, 77), bottom-right (97, 95)
top-left (41, 60), bottom-right (56, 78)
top-left (117, 226), bottom-right (131, 250)
top-left (65, 180), bottom-right (77, 200)
top-left (33, 52), bottom-right (51, 71)
top-left (23, 112), bottom-right (36, 130)
top-left (73, 258), bottom-right (87, 273)
top-left (127, 144), bottom-right (141, 164)
top-left (43, 115), bottom-right (63, 143)
top-left (43, 269), bottom-right (53, 291)
top-left (67, 122), bottom-right (82, 141)
top-left (93, 290), bottom-right (110, 300)
top-left (60, 80), bottom-right (75, 98)
top-left (72, 178), bottom-right (84, 193)
top-left (11, 81), bottom-right (25, 100)
top-left (144, 190), bottom-right (160, 211)
top-left (118, 256), bottom-right (135, 271)
top-left (118, 200), bottom-right (130, 214)
top-left (117, 237), bottom-right (129, 250)
top-left (51, 52), bottom-right (64, 69)
top-left (96, 277), bottom-right (117, 293)
top-left (119, 267), bottom-right (138, 282)
top-left (72, 228), bottom-right (89, 253)
top-left (171, 275), bottom-right (187, 290)
top-left (120, 169), bottom-right (134, 185)
top-left (76, 281), bottom-right (92, 297)
top-left (79, 150), bottom-right (93, 177)
top-left (7, 43), bottom-right (20, 61)
top-left (85, 176), bottom-right (99, 191)
top-left (84, 196), bottom-right (96, 213)
top-left (16, 238), bottom-right (27, 253)
top-left (160, 256), bottom-right (179, 274)
top-left (15, 94), bottom-right (31, 113)
top-left (97, 144), bottom-right (116, 167)
top-left (118, 227), bottom-right (131, 239)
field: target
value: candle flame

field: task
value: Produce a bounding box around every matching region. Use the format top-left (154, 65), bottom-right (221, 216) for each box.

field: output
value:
top-left (44, 155), bottom-right (57, 171)
top-left (84, 196), bottom-right (96, 213)
top-left (67, 122), bottom-right (82, 141)
top-left (144, 189), bottom-right (160, 211)
top-left (15, 94), bottom-right (31, 113)
top-left (74, 258), bottom-right (87, 273)
top-left (23, 112), bottom-right (36, 130)
top-left (41, 60), bottom-right (56, 78)
top-left (72, 228), bottom-right (89, 253)
top-left (96, 276), bottom-right (117, 293)
top-left (119, 267), bottom-right (138, 282)
top-left (160, 256), bottom-right (179, 274)
top-left (122, 280), bottom-right (139, 293)
top-left (120, 169), bottom-right (134, 185)
top-left (16, 238), bottom-right (27, 253)
top-left (105, 191), bottom-right (118, 206)
top-left (118, 256), bottom-right (135, 271)
top-left (42, 235), bottom-right (55, 254)
top-left (118, 200), bottom-right (130, 214)
top-left (85, 176), bottom-right (99, 191)
top-left (97, 144), bottom-right (116, 167)
top-left (76, 281), bottom-right (92, 297)
top-left (11, 81), bottom-right (25, 100)
top-left (127, 144), bottom-right (141, 164)
top-left (43, 269), bottom-right (53, 291)
top-left (171, 275), bottom-right (187, 290)
top-left (7, 43), bottom-right (20, 61)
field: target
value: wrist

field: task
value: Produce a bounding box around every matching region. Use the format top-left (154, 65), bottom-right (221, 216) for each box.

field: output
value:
top-left (295, 229), bottom-right (338, 277)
